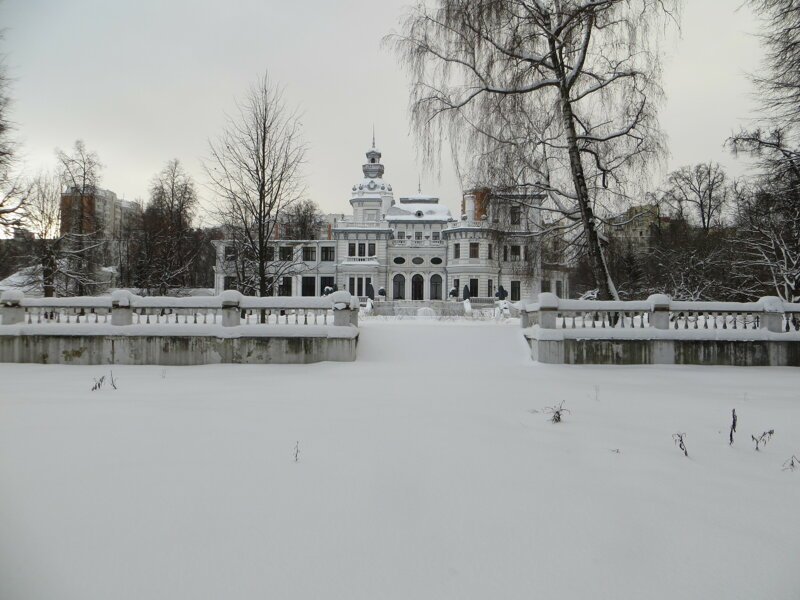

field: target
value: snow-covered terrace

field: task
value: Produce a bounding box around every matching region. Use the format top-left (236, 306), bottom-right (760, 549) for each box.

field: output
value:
top-left (1, 320), bottom-right (798, 599)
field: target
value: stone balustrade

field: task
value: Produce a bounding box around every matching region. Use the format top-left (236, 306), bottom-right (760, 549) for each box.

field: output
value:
top-left (0, 290), bottom-right (360, 365)
top-left (520, 293), bottom-right (800, 366)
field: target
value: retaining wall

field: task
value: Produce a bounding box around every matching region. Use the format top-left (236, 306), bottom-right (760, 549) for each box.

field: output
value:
top-left (527, 333), bottom-right (800, 367)
top-left (0, 326), bottom-right (358, 365)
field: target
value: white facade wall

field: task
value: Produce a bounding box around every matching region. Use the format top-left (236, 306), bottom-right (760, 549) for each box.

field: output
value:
top-left (213, 145), bottom-right (562, 302)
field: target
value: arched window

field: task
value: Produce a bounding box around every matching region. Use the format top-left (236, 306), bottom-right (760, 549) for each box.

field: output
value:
top-left (430, 274), bottom-right (442, 300)
top-left (393, 274), bottom-right (405, 300)
top-left (412, 274), bottom-right (424, 301)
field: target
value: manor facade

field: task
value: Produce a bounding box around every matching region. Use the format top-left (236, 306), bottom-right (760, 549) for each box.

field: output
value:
top-left (212, 143), bottom-right (569, 303)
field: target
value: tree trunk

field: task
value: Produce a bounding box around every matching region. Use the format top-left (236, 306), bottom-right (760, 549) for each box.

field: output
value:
top-left (42, 251), bottom-right (55, 298)
top-left (558, 94), bottom-right (618, 300)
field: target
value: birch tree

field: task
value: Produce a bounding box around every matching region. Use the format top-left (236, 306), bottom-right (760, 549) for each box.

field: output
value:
top-left (391, 0), bottom-right (679, 299)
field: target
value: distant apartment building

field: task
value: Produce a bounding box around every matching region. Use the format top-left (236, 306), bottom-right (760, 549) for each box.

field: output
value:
top-left (60, 187), bottom-right (141, 239)
top-left (607, 204), bottom-right (666, 254)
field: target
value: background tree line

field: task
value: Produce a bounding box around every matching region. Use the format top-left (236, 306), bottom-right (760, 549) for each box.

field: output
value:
top-left (1, 63), bottom-right (319, 297)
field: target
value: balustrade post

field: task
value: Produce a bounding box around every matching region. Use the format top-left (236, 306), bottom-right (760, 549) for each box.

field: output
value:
top-left (647, 294), bottom-right (671, 330)
top-left (330, 290), bottom-right (356, 326)
top-left (0, 290), bottom-right (25, 325)
top-left (220, 291), bottom-right (242, 327)
top-left (538, 292), bottom-right (559, 329)
top-left (758, 296), bottom-right (785, 333)
top-left (110, 290), bottom-right (133, 326)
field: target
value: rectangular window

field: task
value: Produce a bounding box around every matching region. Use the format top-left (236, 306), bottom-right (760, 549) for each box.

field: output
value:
top-left (223, 276), bottom-right (237, 291)
top-left (358, 243), bottom-right (366, 257)
top-left (542, 280), bottom-right (551, 293)
top-left (398, 231), bottom-right (405, 240)
top-left (320, 276), bottom-right (335, 293)
top-left (510, 206), bottom-right (521, 225)
top-left (469, 242), bottom-right (479, 259)
top-left (503, 246), bottom-right (508, 262)
top-left (368, 243), bottom-right (376, 256)
top-left (432, 231), bottom-right (440, 241)
top-left (302, 246), bottom-right (316, 262)
top-left (224, 245), bottom-right (236, 261)
top-left (357, 278), bottom-right (364, 297)
top-left (265, 246), bottom-right (275, 262)
top-left (511, 245), bottom-right (521, 262)
top-left (349, 277), bottom-right (355, 294)
top-left (415, 231), bottom-right (422, 241)
top-left (348, 243), bottom-right (356, 256)
top-left (454, 243), bottom-right (461, 259)
top-left (279, 246), bottom-right (293, 262)
top-left (511, 281), bottom-right (521, 301)
top-left (469, 278), bottom-right (479, 298)
top-left (321, 246), bottom-right (335, 261)
top-left (301, 276), bottom-right (316, 297)
top-left (453, 279), bottom-right (460, 298)
top-left (487, 279), bottom-right (493, 298)
top-left (279, 276), bottom-right (292, 297)
top-left (488, 244), bottom-right (493, 260)
top-left (556, 280), bottom-right (563, 298)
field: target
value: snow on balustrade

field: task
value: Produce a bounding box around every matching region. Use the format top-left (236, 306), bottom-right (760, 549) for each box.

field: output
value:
top-left (0, 290), bottom-right (359, 329)
top-left (521, 293), bottom-right (800, 335)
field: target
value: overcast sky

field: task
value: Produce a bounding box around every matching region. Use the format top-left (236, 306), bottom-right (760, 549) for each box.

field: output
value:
top-left (1, 0), bottom-right (762, 219)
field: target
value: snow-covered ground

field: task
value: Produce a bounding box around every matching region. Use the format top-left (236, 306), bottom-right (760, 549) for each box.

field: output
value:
top-left (1, 319), bottom-right (799, 600)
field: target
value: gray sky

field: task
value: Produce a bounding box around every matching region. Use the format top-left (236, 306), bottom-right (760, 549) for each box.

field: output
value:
top-left (1, 0), bottom-right (762, 219)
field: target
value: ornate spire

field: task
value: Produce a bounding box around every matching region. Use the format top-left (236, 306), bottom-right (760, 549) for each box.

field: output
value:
top-left (418, 175), bottom-right (422, 194)
top-left (372, 124), bottom-right (376, 149)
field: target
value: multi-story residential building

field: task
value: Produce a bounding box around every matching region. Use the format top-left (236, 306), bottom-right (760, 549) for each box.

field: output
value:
top-left (606, 204), bottom-right (668, 255)
top-left (213, 143), bottom-right (569, 302)
top-left (60, 187), bottom-right (141, 239)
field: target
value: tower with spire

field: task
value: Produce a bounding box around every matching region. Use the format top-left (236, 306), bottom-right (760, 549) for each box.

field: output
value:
top-left (350, 131), bottom-right (395, 219)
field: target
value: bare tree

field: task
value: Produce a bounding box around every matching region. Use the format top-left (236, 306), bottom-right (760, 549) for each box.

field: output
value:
top-left (749, 0), bottom-right (800, 133)
top-left (729, 1), bottom-right (800, 179)
top-left (206, 74), bottom-right (307, 304)
top-left (19, 172), bottom-right (63, 297)
top-left (135, 159), bottom-right (199, 294)
top-left (281, 198), bottom-right (325, 240)
top-left (660, 163), bottom-right (730, 233)
top-left (734, 178), bottom-right (800, 302)
top-left (727, 1), bottom-right (800, 301)
top-left (55, 140), bottom-right (105, 296)
top-left (390, 0), bottom-right (679, 300)
top-left (0, 41), bottom-right (23, 233)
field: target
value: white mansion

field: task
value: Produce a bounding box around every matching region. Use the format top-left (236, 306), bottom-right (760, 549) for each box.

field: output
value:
top-left (212, 144), bottom-right (569, 303)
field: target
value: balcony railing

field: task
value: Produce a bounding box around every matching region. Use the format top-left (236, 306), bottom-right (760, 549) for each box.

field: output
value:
top-left (390, 239), bottom-right (445, 247)
top-left (342, 256), bottom-right (379, 263)
top-left (335, 220), bottom-right (388, 229)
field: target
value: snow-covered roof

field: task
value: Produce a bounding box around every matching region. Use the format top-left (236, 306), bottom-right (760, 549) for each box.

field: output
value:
top-left (399, 194), bottom-right (439, 204)
top-left (351, 178), bottom-right (393, 197)
top-left (385, 202), bottom-right (453, 222)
